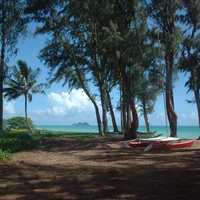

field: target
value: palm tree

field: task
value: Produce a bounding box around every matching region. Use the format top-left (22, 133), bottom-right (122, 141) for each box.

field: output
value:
top-left (4, 60), bottom-right (45, 121)
top-left (0, 0), bottom-right (26, 131)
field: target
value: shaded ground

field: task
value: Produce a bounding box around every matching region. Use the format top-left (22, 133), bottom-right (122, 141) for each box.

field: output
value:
top-left (0, 137), bottom-right (200, 200)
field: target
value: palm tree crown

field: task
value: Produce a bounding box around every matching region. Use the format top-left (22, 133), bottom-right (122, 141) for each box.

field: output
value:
top-left (4, 60), bottom-right (45, 120)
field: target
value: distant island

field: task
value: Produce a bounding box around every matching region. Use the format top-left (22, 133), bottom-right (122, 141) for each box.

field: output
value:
top-left (71, 122), bottom-right (91, 127)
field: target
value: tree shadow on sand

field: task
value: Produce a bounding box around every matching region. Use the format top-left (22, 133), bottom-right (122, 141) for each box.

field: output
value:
top-left (0, 147), bottom-right (200, 200)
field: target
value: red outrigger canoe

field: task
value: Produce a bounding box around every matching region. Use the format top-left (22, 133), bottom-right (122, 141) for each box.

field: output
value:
top-left (165, 140), bottom-right (195, 149)
top-left (128, 141), bottom-right (150, 148)
top-left (151, 140), bottom-right (195, 150)
top-left (128, 137), bottom-right (179, 148)
top-left (129, 139), bottom-right (195, 150)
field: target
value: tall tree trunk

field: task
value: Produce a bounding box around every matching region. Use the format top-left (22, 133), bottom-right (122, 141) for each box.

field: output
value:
top-left (0, 0), bottom-right (5, 131)
top-left (25, 94), bottom-right (28, 121)
top-left (124, 97), bottom-right (138, 139)
top-left (106, 89), bottom-right (119, 133)
top-left (165, 53), bottom-right (177, 137)
top-left (118, 62), bottom-right (122, 133)
top-left (84, 87), bottom-right (103, 136)
top-left (142, 96), bottom-right (150, 133)
top-left (121, 68), bottom-right (127, 134)
top-left (24, 93), bottom-right (33, 134)
top-left (99, 83), bottom-right (108, 134)
top-left (194, 89), bottom-right (200, 127)
top-left (191, 69), bottom-right (200, 127)
top-left (130, 97), bottom-right (139, 135)
top-left (90, 21), bottom-right (106, 135)
top-left (76, 68), bottom-right (104, 136)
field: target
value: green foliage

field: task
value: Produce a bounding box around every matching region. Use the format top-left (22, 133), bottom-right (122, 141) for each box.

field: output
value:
top-left (6, 117), bottom-right (34, 130)
top-left (178, 0), bottom-right (200, 126)
top-left (179, 0), bottom-right (200, 92)
top-left (4, 60), bottom-right (46, 123)
top-left (0, 0), bottom-right (27, 131)
top-left (0, 132), bottom-right (39, 153)
top-left (0, 129), bottom-right (97, 154)
top-left (24, 0), bottom-right (200, 135)
top-left (0, 0), bottom-right (27, 57)
top-left (0, 149), bottom-right (10, 161)
top-left (138, 68), bottom-right (163, 115)
top-left (4, 60), bottom-right (45, 102)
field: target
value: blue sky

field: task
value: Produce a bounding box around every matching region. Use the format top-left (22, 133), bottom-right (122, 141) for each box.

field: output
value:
top-left (4, 28), bottom-right (198, 126)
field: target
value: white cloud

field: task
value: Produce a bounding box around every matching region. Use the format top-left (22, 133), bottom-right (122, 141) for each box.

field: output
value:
top-left (49, 89), bottom-right (94, 111)
top-left (35, 89), bottom-right (99, 117)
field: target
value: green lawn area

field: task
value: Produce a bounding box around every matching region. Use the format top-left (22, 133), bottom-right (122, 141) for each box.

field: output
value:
top-left (0, 129), bottom-right (95, 152)
top-left (0, 129), bottom-right (157, 161)
top-left (0, 129), bottom-right (102, 160)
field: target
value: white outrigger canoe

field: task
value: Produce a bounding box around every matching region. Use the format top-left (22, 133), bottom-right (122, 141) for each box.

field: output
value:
top-left (120, 135), bottom-right (180, 148)
top-left (128, 136), bottom-right (181, 149)
top-left (140, 136), bottom-right (180, 142)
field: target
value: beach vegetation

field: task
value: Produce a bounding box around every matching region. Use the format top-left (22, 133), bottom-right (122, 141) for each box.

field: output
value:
top-left (4, 60), bottom-right (45, 123)
top-left (0, 0), bottom-right (27, 131)
top-left (179, 0), bottom-right (200, 127)
top-left (0, 131), bottom-right (39, 153)
top-left (6, 116), bottom-right (34, 130)
top-left (0, 149), bottom-right (10, 161)
top-left (0, 0), bottom-right (198, 140)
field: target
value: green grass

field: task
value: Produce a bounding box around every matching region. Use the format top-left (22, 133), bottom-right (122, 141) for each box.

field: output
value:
top-left (0, 129), bottom-right (98, 156)
top-left (40, 131), bottom-right (97, 139)
top-left (0, 129), bottom-right (99, 161)
top-left (0, 128), bottom-right (158, 161)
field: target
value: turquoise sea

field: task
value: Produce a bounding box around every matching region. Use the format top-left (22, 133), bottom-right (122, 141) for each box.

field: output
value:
top-left (37, 125), bottom-right (200, 139)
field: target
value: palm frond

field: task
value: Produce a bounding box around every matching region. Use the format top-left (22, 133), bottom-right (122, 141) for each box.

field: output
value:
top-left (4, 60), bottom-right (45, 103)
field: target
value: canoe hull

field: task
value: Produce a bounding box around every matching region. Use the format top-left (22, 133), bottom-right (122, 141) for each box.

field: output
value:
top-left (128, 137), bottom-right (179, 148)
top-left (128, 141), bottom-right (149, 148)
top-left (166, 140), bottom-right (194, 149)
top-left (129, 140), bottom-right (195, 150)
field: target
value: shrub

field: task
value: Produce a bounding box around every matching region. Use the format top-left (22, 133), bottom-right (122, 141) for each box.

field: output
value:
top-left (6, 117), bottom-right (34, 130)
top-left (0, 149), bottom-right (10, 161)
top-left (0, 132), bottom-right (39, 153)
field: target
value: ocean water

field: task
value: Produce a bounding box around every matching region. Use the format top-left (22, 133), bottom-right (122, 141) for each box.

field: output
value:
top-left (37, 125), bottom-right (200, 139)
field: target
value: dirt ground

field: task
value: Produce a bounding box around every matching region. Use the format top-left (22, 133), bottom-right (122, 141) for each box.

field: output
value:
top-left (0, 137), bottom-right (200, 200)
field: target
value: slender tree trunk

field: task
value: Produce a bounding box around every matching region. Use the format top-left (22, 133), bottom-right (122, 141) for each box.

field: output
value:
top-left (130, 97), bottom-right (139, 135)
top-left (25, 94), bottom-right (28, 121)
top-left (142, 97), bottom-right (150, 133)
top-left (121, 68), bottom-right (127, 134)
top-left (106, 89), bottom-right (119, 133)
top-left (119, 81), bottom-right (123, 134)
top-left (84, 86), bottom-right (103, 136)
top-left (99, 83), bottom-right (108, 134)
top-left (120, 70), bottom-right (136, 138)
top-left (90, 21), bottom-right (106, 135)
top-left (194, 89), bottom-right (200, 127)
top-left (165, 53), bottom-right (177, 137)
top-left (0, 0), bottom-right (6, 131)
top-left (124, 97), bottom-right (138, 139)
top-left (191, 69), bottom-right (200, 127)
top-left (24, 93), bottom-right (33, 133)
top-left (76, 68), bottom-right (104, 136)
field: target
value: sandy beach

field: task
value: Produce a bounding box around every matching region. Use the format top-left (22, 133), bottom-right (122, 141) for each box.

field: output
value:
top-left (0, 137), bottom-right (200, 200)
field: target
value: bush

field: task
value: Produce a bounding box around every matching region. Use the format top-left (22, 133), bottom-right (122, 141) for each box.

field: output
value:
top-left (0, 132), bottom-right (39, 153)
top-left (6, 117), bottom-right (34, 130)
top-left (0, 149), bottom-right (10, 161)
